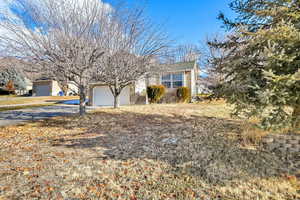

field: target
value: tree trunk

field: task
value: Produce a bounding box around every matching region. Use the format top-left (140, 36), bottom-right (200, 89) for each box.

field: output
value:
top-left (145, 75), bottom-right (149, 105)
top-left (114, 94), bottom-right (120, 109)
top-left (145, 92), bottom-right (149, 105)
top-left (79, 86), bottom-right (86, 115)
top-left (113, 78), bottom-right (120, 109)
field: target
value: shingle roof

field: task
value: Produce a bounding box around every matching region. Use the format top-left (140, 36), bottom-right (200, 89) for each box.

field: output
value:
top-left (161, 61), bottom-right (196, 72)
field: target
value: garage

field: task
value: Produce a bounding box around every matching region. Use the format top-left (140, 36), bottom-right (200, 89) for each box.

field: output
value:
top-left (93, 86), bottom-right (130, 106)
top-left (33, 80), bottom-right (62, 96)
top-left (35, 85), bottom-right (51, 96)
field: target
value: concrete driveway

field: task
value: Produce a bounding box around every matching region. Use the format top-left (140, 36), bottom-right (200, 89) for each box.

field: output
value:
top-left (0, 105), bottom-right (91, 127)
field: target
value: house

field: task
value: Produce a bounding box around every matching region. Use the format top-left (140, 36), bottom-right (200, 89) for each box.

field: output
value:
top-left (33, 79), bottom-right (62, 96)
top-left (15, 77), bottom-right (33, 95)
top-left (33, 79), bottom-right (79, 96)
top-left (196, 79), bottom-right (213, 94)
top-left (89, 61), bottom-right (199, 106)
top-left (152, 60), bottom-right (199, 96)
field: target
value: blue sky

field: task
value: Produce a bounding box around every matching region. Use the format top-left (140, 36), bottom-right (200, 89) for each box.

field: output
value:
top-left (2, 0), bottom-right (236, 46)
top-left (123, 0), bottom-right (236, 45)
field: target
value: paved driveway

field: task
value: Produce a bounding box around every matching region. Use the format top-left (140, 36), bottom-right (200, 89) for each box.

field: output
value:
top-left (0, 105), bottom-right (90, 127)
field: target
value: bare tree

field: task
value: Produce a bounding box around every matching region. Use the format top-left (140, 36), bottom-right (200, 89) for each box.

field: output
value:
top-left (0, 0), bottom-right (110, 115)
top-left (94, 5), bottom-right (170, 108)
top-left (198, 34), bottom-right (230, 95)
top-left (166, 44), bottom-right (201, 63)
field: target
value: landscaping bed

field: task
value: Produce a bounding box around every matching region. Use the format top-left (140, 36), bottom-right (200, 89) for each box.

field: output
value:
top-left (0, 104), bottom-right (299, 199)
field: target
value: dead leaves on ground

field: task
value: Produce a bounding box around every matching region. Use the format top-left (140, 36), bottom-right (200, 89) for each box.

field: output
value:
top-left (0, 104), bottom-right (299, 199)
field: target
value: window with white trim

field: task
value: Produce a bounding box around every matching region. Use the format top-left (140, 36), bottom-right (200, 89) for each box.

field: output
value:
top-left (162, 73), bottom-right (184, 88)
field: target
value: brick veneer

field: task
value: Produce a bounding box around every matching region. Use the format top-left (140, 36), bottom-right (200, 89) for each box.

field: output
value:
top-left (262, 134), bottom-right (300, 153)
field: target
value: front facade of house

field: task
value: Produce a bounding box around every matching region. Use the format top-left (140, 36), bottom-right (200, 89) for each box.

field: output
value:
top-left (89, 61), bottom-right (199, 106)
top-left (149, 61), bottom-right (199, 97)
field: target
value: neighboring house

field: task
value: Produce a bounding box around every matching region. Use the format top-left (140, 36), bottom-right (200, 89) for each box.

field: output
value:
top-left (89, 61), bottom-right (199, 106)
top-left (33, 79), bottom-right (79, 96)
top-left (196, 79), bottom-right (213, 94)
top-left (33, 80), bottom-right (62, 96)
top-left (15, 78), bottom-right (33, 95)
top-left (25, 78), bottom-right (33, 91)
top-left (66, 82), bottom-right (79, 96)
top-left (196, 75), bottom-right (221, 94)
top-left (197, 84), bottom-right (212, 94)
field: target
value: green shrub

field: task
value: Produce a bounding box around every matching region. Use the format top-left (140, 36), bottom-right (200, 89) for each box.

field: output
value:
top-left (176, 87), bottom-right (190, 103)
top-left (147, 85), bottom-right (166, 103)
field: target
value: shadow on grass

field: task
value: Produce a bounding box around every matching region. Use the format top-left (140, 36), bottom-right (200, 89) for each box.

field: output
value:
top-left (0, 105), bottom-right (78, 121)
top-left (38, 109), bottom-right (298, 185)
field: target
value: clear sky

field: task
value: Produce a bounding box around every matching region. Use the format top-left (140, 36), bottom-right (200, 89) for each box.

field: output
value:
top-left (146, 0), bottom-right (235, 45)
top-left (117, 0), bottom-right (236, 45)
top-left (2, 0), bottom-right (236, 46)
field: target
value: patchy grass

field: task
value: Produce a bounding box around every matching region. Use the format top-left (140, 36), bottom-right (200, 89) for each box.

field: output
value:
top-left (0, 103), bottom-right (299, 200)
top-left (0, 96), bottom-right (78, 106)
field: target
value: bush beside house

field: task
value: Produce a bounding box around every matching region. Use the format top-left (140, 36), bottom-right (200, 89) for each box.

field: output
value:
top-left (176, 86), bottom-right (190, 103)
top-left (147, 85), bottom-right (166, 103)
top-left (147, 85), bottom-right (193, 104)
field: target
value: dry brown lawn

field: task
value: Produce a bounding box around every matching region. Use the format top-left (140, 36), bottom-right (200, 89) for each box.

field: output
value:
top-left (0, 103), bottom-right (299, 200)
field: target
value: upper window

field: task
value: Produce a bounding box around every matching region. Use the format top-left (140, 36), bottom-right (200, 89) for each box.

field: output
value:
top-left (162, 73), bottom-right (184, 88)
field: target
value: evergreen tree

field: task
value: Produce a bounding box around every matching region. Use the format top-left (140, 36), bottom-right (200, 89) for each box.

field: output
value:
top-left (0, 67), bottom-right (27, 90)
top-left (209, 0), bottom-right (300, 130)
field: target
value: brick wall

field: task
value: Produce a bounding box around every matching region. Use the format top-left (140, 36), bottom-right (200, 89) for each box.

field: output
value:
top-left (262, 134), bottom-right (300, 153)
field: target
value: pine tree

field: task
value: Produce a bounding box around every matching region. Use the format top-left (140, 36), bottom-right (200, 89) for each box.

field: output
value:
top-left (209, 0), bottom-right (300, 130)
top-left (0, 68), bottom-right (27, 90)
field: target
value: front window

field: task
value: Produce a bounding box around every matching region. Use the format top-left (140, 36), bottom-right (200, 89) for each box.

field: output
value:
top-left (173, 73), bottom-right (183, 88)
top-left (162, 73), bottom-right (184, 88)
top-left (162, 74), bottom-right (172, 88)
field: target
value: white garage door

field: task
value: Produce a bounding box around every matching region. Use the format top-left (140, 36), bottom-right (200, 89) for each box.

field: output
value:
top-left (93, 86), bottom-right (130, 106)
top-left (36, 85), bottom-right (51, 96)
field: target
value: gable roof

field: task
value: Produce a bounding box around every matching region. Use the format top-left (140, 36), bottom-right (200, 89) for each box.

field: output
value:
top-left (161, 61), bottom-right (197, 72)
